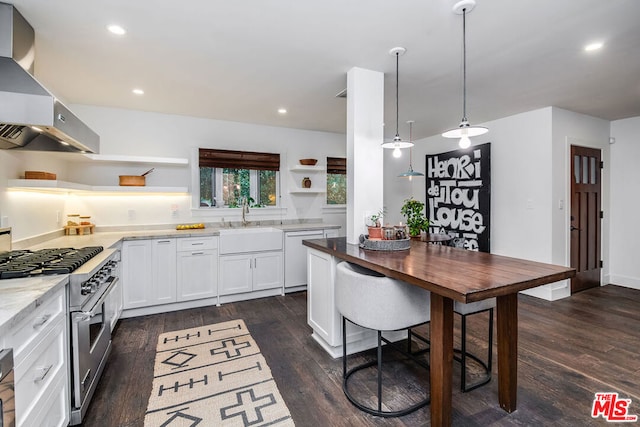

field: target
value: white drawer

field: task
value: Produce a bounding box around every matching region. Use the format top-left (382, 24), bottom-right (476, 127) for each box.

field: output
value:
top-left (177, 236), bottom-right (218, 251)
top-left (9, 288), bottom-right (65, 364)
top-left (18, 367), bottom-right (68, 427)
top-left (15, 315), bottom-right (66, 423)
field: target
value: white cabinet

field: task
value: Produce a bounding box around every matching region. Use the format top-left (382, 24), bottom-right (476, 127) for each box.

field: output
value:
top-left (5, 285), bottom-right (70, 427)
top-left (219, 252), bottom-right (283, 295)
top-left (176, 237), bottom-right (218, 302)
top-left (122, 238), bottom-right (177, 309)
top-left (284, 230), bottom-right (324, 290)
top-left (153, 239), bottom-right (178, 304)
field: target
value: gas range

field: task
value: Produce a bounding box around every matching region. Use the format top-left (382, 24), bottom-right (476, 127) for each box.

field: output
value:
top-left (0, 247), bottom-right (105, 279)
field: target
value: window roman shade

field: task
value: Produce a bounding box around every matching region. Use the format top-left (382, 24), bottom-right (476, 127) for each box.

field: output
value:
top-left (199, 148), bottom-right (280, 171)
top-left (327, 157), bottom-right (346, 175)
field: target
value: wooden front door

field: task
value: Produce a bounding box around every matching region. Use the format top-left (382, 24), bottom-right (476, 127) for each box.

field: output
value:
top-left (570, 145), bottom-right (602, 293)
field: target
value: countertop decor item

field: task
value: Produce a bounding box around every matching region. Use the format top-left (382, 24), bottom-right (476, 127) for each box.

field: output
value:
top-left (360, 236), bottom-right (410, 251)
top-left (25, 171), bottom-right (57, 180)
top-left (302, 176), bottom-right (312, 188)
top-left (119, 168), bottom-right (154, 186)
top-left (366, 208), bottom-right (385, 240)
top-left (299, 158), bottom-right (318, 165)
top-left (400, 197), bottom-right (429, 237)
top-left (441, 0), bottom-right (489, 148)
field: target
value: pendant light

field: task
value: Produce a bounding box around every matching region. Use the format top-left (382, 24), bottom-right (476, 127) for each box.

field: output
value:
top-left (398, 121), bottom-right (424, 180)
top-left (442, 0), bottom-right (488, 149)
top-left (381, 47), bottom-right (413, 157)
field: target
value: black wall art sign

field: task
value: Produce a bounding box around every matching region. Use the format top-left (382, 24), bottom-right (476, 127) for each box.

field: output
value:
top-left (425, 143), bottom-right (491, 252)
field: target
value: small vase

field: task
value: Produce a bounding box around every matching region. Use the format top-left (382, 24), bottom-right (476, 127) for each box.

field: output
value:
top-left (302, 177), bottom-right (312, 188)
top-left (368, 226), bottom-right (383, 240)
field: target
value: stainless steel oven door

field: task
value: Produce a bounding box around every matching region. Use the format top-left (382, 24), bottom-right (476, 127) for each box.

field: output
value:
top-left (0, 349), bottom-right (15, 427)
top-left (70, 278), bottom-right (117, 424)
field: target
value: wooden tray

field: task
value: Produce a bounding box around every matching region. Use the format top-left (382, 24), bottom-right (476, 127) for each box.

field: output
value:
top-left (25, 171), bottom-right (57, 180)
top-left (64, 224), bottom-right (95, 235)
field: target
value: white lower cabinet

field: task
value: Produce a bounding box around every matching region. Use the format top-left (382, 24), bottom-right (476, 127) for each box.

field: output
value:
top-left (122, 238), bottom-right (176, 309)
top-left (219, 251), bottom-right (283, 295)
top-left (6, 284), bottom-right (70, 427)
top-left (177, 248), bottom-right (218, 301)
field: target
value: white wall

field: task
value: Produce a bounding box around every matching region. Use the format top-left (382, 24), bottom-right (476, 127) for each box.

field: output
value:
top-left (0, 105), bottom-right (347, 241)
top-left (609, 116), bottom-right (640, 290)
top-left (0, 151), bottom-right (68, 241)
top-left (385, 107), bottom-right (611, 300)
top-left (548, 107), bottom-right (610, 299)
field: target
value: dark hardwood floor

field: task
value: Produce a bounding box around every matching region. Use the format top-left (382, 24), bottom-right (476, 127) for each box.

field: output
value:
top-left (82, 285), bottom-right (640, 426)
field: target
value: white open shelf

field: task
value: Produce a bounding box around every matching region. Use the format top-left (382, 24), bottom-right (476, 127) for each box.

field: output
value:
top-left (289, 165), bottom-right (324, 172)
top-left (289, 188), bottom-right (326, 194)
top-left (8, 179), bottom-right (188, 194)
top-left (80, 154), bottom-right (189, 165)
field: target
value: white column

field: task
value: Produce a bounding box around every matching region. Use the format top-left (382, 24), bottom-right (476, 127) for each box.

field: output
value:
top-left (346, 67), bottom-right (384, 244)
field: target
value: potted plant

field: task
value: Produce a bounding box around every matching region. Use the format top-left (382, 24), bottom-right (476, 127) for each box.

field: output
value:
top-left (366, 208), bottom-right (385, 240)
top-left (400, 197), bottom-right (430, 237)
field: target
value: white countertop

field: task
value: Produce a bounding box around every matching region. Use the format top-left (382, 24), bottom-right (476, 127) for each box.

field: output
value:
top-left (0, 222), bottom-right (339, 337)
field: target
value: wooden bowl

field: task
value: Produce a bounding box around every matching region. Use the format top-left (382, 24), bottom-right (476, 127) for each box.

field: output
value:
top-left (299, 158), bottom-right (318, 166)
top-left (119, 175), bottom-right (145, 186)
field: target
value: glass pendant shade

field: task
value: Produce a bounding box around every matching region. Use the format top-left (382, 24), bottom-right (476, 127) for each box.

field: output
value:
top-left (382, 47), bottom-right (413, 151)
top-left (442, 0), bottom-right (488, 148)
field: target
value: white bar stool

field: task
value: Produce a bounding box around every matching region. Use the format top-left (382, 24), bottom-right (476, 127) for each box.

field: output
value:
top-left (336, 261), bottom-right (431, 417)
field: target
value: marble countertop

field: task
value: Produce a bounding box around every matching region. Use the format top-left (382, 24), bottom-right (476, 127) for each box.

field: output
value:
top-left (0, 222), bottom-right (339, 338)
top-left (0, 275), bottom-right (68, 340)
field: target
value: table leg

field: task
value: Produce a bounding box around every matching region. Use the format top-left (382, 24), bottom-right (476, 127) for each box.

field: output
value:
top-left (430, 293), bottom-right (454, 427)
top-left (497, 293), bottom-right (518, 412)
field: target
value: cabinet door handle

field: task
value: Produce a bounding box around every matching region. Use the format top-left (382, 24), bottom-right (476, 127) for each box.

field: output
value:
top-left (34, 364), bottom-right (53, 382)
top-left (158, 240), bottom-right (171, 244)
top-left (191, 251), bottom-right (204, 255)
top-left (191, 242), bottom-right (204, 246)
top-left (32, 314), bottom-right (51, 328)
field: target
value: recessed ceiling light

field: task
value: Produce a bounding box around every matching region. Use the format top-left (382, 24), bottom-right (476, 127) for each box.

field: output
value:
top-left (278, 108), bottom-right (287, 114)
top-left (132, 88), bottom-right (144, 95)
top-left (107, 24), bottom-right (126, 35)
top-left (584, 42), bottom-right (603, 52)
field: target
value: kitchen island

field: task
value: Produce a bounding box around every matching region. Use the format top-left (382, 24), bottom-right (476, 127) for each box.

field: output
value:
top-left (303, 237), bottom-right (575, 427)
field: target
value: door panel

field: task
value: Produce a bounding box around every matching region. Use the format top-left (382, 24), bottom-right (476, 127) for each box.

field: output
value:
top-left (570, 145), bottom-right (601, 293)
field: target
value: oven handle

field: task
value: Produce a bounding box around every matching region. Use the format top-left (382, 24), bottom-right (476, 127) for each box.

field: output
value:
top-left (76, 277), bottom-right (119, 319)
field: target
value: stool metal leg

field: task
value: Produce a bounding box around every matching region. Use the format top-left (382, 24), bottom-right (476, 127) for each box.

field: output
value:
top-left (457, 308), bottom-right (493, 392)
top-left (341, 317), bottom-right (431, 417)
top-left (377, 330), bottom-right (382, 412)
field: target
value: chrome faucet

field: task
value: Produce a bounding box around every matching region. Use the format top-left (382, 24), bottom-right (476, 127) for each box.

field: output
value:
top-left (241, 197), bottom-right (250, 226)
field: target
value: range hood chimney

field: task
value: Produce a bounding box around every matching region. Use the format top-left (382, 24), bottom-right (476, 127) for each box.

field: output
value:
top-left (0, 2), bottom-right (99, 153)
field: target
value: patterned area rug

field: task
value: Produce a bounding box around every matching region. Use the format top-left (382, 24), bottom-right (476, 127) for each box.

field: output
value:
top-left (144, 319), bottom-right (295, 426)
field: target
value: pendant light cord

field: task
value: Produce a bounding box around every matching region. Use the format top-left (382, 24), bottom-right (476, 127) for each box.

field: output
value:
top-left (409, 122), bottom-right (413, 168)
top-left (395, 52), bottom-right (400, 136)
top-left (462, 8), bottom-right (467, 122)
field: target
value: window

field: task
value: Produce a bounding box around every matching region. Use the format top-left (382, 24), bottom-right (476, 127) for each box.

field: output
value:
top-left (326, 157), bottom-right (346, 205)
top-left (199, 149), bottom-right (279, 208)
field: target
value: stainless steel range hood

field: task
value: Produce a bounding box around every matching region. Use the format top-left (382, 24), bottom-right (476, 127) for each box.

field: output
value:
top-left (0, 2), bottom-right (99, 153)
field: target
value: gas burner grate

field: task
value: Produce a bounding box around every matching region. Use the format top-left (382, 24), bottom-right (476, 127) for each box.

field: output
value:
top-left (0, 246), bottom-right (104, 279)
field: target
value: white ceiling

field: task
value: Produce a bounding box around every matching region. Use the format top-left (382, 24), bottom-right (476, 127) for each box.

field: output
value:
top-left (8, 0), bottom-right (640, 141)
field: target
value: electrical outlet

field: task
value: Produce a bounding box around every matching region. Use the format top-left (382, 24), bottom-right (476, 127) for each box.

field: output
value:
top-left (1, 216), bottom-right (8, 227)
top-left (128, 209), bottom-right (136, 220)
top-left (56, 210), bottom-right (61, 223)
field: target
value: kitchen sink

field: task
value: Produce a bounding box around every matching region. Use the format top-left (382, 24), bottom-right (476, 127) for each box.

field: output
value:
top-left (218, 227), bottom-right (283, 254)
top-left (217, 227), bottom-right (279, 235)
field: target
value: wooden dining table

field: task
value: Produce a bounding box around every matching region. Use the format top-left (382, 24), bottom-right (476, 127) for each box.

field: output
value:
top-left (303, 237), bottom-right (576, 427)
